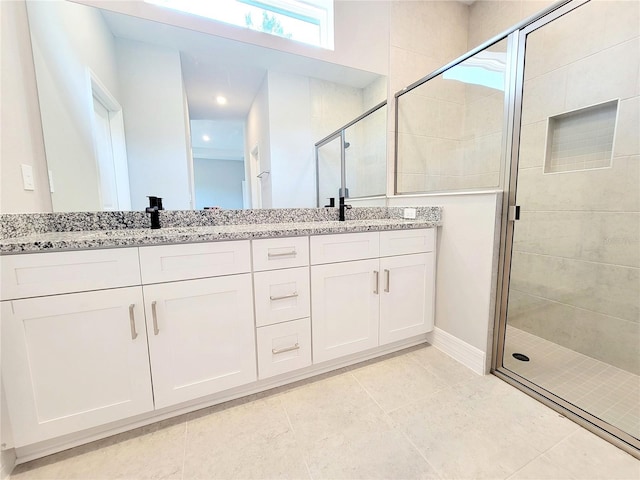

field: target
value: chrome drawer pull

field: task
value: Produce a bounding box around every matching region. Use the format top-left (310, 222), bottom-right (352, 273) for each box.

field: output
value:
top-left (151, 301), bottom-right (159, 335)
top-left (373, 270), bottom-right (379, 294)
top-left (384, 269), bottom-right (390, 293)
top-left (272, 343), bottom-right (300, 354)
top-left (128, 304), bottom-right (138, 340)
top-left (268, 250), bottom-right (297, 258)
top-left (270, 292), bottom-right (298, 301)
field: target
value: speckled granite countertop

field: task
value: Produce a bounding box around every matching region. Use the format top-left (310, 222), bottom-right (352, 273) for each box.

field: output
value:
top-left (0, 207), bottom-right (442, 254)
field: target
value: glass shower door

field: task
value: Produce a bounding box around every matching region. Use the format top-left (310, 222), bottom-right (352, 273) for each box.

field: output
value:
top-left (316, 135), bottom-right (343, 206)
top-left (501, 0), bottom-right (639, 446)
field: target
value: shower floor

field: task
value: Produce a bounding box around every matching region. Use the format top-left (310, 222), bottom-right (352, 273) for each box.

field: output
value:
top-left (503, 326), bottom-right (640, 440)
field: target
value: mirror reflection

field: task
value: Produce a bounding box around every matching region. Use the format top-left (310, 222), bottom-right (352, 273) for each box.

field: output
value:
top-left (26, 0), bottom-right (387, 212)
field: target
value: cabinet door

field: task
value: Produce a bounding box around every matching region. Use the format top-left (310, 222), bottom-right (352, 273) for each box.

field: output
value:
top-left (144, 275), bottom-right (256, 409)
top-left (311, 259), bottom-right (380, 363)
top-left (379, 253), bottom-right (434, 345)
top-left (1, 288), bottom-right (153, 447)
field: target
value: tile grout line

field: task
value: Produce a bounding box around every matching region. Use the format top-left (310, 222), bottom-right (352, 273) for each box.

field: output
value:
top-left (180, 420), bottom-right (188, 480)
top-left (504, 420), bottom-right (581, 480)
top-left (349, 371), bottom-right (447, 480)
top-left (281, 400), bottom-right (314, 480)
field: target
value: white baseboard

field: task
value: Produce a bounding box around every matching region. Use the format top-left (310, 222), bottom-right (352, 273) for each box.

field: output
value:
top-left (426, 327), bottom-right (487, 375)
top-left (1, 448), bottom-right (16, 480)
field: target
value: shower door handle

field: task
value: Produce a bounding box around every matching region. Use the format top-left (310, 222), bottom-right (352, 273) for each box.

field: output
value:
top-left (508, 205), bottom-right (521, 221)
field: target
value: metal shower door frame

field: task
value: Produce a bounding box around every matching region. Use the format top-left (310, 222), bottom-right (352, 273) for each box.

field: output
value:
top-left (491, 0), bottom-right (640, 458)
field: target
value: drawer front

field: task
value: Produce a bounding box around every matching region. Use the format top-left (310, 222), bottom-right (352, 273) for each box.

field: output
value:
top-left (1, 248), bottom-right (141, 300)
top-left (379, 228), bottom-right (435, 257)
top-left (256, 318), bottom-right (311, 379)
top-left (310, 232), bottom-right (380, 265)
top-left (252, 237), bottom-right (309, 271)
top-left (139, 241), bottom-right (251, 284)
top-left (254, 267), bottom-right (310, 327)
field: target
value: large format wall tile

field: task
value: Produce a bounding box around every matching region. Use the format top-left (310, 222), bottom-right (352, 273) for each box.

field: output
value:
top-left (565, 38), bottom-right (639, 111)
top-left (513, 211), bottom-right (640, 268)
top-left (510, 251), bottom-right (639, 322)
top-left (508, 289), bottom-right (640, 374)
top-left (516, 156), bottom-right (640, 212)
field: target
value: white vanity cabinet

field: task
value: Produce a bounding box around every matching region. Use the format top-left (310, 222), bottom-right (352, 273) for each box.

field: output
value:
top-left (311, 229), bottom-right (435, 363)
top-left (0, 225), bottom-right (437, 457)
top-left (138, 241), bottom-right (256, 408)
top-left (252, 238), bottom-right (312, 379)
top-left (379, 252), bottom-right (434, 344)
top-left (311, 258), bottom-right (381, 362)
top-left (0, 287), bottom-right (154, 447)
top-left (142, 275), bottom-right (256, 409)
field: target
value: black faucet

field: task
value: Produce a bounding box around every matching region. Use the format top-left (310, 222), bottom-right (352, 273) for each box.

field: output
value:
top-left (339, 196), bottom-right (351, 221)
top-left (146, 196), bottom-right (163, 229)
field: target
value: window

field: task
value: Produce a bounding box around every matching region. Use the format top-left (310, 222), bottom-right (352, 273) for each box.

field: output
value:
top-left (145, 0), bottom-right (334, 49)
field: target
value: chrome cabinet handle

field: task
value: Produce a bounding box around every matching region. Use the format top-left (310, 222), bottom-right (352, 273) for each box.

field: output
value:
top-left (151, 301), bottom-right (159, 335)
top-left (374, 270), bottom-right (379, 294)
top-left (272, 343), bottom-right (300, 354)
top-left (384, 269), bottom-right (390, 293)
top-left (268, 250), bottom-right (297, 258)
top-left (128, 304), bottom-right (138, 340)
top-left (270, 292), bottom-right (298, 301)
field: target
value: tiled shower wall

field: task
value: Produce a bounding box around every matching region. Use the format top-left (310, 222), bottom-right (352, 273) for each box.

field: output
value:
top-left (393, 0), bottom-right (557, 194)
top-left (396, 39), bottom-right (508, 192)
top-left (508, 0), bottom-right (640, 375)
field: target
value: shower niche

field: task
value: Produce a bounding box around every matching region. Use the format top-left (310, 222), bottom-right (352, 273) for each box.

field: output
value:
top-left (544, 99), bottom-right (619, 174)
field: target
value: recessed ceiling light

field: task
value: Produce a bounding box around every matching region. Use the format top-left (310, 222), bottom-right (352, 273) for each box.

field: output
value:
top-left (216, 96), bottom-right (227, 105)
top-left (202, 134), bottom-right (210, 142)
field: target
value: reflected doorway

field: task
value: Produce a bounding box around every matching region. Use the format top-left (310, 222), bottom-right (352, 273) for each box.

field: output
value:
top-left (191, 120), bottom-right (246, 209)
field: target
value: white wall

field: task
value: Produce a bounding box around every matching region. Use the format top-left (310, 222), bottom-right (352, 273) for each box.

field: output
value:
top-left (78, 0), bottom-right (390, 77)
top-left (387, 193), bottom-right (502, 363)
top-left (6, 0), bottom-right (122, 212)
top-left (193, 158), bottom-right (245, 209)
top-left (116, 38), bottom-right (192, 210)
top-left (0, 0), bottom-right (51, 213)
top-left (27, 0), bottom-right (122, 212)
top-left (246, 76), bottom-right (271, 208)
top-left (268, 71), bottom-right (315, 208)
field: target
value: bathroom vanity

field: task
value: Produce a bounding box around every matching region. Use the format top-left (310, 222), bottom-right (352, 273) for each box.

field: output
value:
top-left (0, 207), bottom-right (440, 461)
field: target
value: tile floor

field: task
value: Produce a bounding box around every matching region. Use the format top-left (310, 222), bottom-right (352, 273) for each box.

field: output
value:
top-left (504, 326), bottom-right (640, 439)
top-left (10, 344), bottom-right (640, 480)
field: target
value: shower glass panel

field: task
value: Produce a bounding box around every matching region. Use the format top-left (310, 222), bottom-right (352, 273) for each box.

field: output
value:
top-left (502, 0), bottom-right (639, 443)
top-left (396, 38), bottom-right (508, 194)
top-left (344, 105), bottom-right (387, 198)
top-left (316, 135), bottom-right (342, 205)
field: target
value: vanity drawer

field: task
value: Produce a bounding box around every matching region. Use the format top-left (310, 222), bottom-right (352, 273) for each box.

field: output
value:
top-left (1, 248), bottom-right (141, 300)
top-left (380, 229), bottom-right (435, 257)
top-left (310, 232), bottom-right (380, 265)
top-left (254, 267), bottom-right (310, 327)
top-left (256, 318), bottom-right (311, 379)
top-left (139, 241), bottom-right (251, 284)
top-left (252, 237), bottom-right (309, 271)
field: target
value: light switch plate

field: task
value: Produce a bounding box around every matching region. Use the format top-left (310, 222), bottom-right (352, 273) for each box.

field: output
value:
top-left (403, 208), bottom-right (417, 219)
top-left (21, 164), bottom-right (35, 191)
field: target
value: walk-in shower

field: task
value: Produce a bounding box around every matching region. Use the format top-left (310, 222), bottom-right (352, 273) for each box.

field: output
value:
top-left (395, 0), bottom-right (639, 456)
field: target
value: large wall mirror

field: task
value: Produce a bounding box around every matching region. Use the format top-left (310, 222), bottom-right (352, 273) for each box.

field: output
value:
top-left (26, 0), bottom-right (387, 212)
